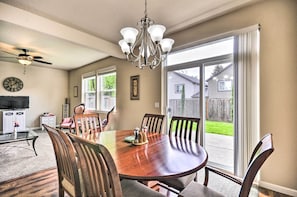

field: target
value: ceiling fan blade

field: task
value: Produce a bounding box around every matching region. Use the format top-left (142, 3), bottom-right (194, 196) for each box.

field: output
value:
top-left (33, 59), bottom-right (52, 65)
top-left (33, 56), bottom-right (43, 59)
top-left (18, 48), bottom-right (29, 54)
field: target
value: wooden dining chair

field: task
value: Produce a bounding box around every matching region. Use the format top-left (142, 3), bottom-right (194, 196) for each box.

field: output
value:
top-left (101, 106), bottom-right (115, 131)
top-left (59, 117), bottom-right (75, 133)
top-left (73, 103), bottom-right (85, 114)
top-left (179, 133), bottom-right (274, 197)
top-left (141, 113), bottom-right (165, 134)
top-left (67, 133), bottom-right (165, 197)
top-left (160, 116), bottom-right (201, 192)
top-left (73, 113), bottom-right (102, 141)
top-left (43, 124), bottom-right (81, 197)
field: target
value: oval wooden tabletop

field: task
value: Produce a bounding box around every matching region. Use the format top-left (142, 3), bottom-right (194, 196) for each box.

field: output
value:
top-left (97, 130), bottom-right (208, 181)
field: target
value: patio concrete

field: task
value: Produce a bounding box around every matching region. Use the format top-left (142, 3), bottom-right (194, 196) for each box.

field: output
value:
top-left (205, 133), bottom-right (234, 172)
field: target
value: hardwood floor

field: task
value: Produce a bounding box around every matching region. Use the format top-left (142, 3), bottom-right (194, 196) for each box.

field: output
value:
top-left (0, 168), bottom-right (59, 197)
top-left (0, 168), bottom-right (176, 197)
top-left (0, 168), bottom-right (291, 197)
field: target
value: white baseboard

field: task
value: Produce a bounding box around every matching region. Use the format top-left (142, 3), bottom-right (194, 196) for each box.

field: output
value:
top-left (259, 181), bottom-right (297, 197)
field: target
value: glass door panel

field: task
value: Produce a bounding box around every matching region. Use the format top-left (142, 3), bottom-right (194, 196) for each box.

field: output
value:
top-left (204, 63), bottom-right (234, 172)
top-left (165, 37), bottom-right (235, 173)
top-left (167, 67), bottom-right (200, 126)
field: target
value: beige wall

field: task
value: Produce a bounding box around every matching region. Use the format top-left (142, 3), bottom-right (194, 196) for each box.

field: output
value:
top-left (69, 57), bottom-right (162, 130)
top-left (170, 0), bottom-right (297, 192)
top-left (0, 61), bottom-right (68, 129)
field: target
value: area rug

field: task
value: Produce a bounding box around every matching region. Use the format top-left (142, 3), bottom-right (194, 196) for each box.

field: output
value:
top-left (0, 130), bottom-right (56, 183)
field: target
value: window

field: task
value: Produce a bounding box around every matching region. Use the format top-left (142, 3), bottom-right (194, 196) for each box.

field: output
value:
top-left (82, 76), bottom-right (96, 109)
top-left (218, 80), bottom-right (232, 91)
top-left (82, 67), bottom-right (116, 111)
top-left (98, 72), bottom-right (116, 111)
top-left (175, 84), bottom-right (184, 94)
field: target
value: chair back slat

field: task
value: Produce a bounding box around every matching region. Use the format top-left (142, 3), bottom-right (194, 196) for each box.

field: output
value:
top-left (141, 113), bottom-right (165, 134)
top-left (74, 113), bottom-right (102, 141)
top-left (43, 124), bottom-right (81, 197)
top-left (240, 133), bottom-right (274, 197)
top-left (169, 116), bottom-right (200, 143)
top-left (68, 133), bottom-right (123, 197)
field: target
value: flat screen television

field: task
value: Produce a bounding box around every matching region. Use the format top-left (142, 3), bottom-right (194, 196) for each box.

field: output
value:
top-left (0, 96), bottom-right (29, 109)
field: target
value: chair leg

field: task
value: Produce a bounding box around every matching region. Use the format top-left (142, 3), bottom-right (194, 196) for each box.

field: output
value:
top-left (204, 167), bottom-right (209, 186)
top-left (156, 182), bottom-right (180, 194)
top-left (59, 185), bottom-right (65, 197)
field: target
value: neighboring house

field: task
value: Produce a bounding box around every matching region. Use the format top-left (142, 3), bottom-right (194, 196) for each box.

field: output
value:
top-left (207, 65), bottom-right (233, 99)
top-left (168, 71), bottom-right (208, 99)
top-left (168, 66), bottom-right (233, 121)
top-left (206, 65), bottom-right (234, 122)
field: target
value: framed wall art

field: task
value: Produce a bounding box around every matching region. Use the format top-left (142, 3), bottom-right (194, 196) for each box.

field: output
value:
top-left (73, 86), bottom-right (78, 97)
top-left (130, 75), bottom-right (139, 100)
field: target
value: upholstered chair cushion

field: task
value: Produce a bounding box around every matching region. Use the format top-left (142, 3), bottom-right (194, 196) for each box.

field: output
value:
top-left (179, 181), bottom-right (224, 197)
top-left (121, 179), bottom-right (165, 197)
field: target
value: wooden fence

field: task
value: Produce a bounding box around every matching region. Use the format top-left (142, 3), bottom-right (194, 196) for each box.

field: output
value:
top-left (169, 98), bottom-right (232, 122)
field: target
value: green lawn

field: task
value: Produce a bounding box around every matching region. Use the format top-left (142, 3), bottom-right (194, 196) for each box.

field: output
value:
top-left (205, 120), bottom-right (234, 136)
top-left (168, 119), bottom-right (234, 136)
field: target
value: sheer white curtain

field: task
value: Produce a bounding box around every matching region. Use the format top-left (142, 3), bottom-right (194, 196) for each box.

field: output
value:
top-left (235, 25), bottom-right (260, 177)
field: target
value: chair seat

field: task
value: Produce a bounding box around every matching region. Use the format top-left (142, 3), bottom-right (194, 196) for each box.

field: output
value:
top-left (179, 181), bottom-right (224, 197)
top-left (121, 179), bottom-right (165, 197)
top-left (160, 173), bottom-right (197, 191)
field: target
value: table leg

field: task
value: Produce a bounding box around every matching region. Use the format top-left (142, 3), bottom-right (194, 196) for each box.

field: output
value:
top-left (32, 136), bottom-right (38, 156)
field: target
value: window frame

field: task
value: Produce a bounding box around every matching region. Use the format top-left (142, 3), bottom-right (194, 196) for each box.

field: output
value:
top-left (175, 84), bottom-right (185, 94)
top-left (217, 80), bottom-right (232, 92)
top-left (82, 66), bottom-right (116, 112)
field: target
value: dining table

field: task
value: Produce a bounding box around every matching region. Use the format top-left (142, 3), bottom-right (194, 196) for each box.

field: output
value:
top-left (96, 130), bottom-right (208, 181)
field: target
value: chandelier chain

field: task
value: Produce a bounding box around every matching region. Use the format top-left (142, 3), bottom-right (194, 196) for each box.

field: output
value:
top-left (144, 0), bottom-right (147, 17)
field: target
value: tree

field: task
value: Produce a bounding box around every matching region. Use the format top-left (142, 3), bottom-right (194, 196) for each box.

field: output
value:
top-left (211, 65), bottom-right (224, 76)
top-left (104, 75), bottom-right (116, 89)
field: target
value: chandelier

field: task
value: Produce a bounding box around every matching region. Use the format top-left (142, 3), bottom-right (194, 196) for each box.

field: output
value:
top-left (118, 0), bottom-right (174, 69)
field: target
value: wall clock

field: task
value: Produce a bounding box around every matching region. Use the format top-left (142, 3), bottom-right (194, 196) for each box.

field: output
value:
top-left (3, 77), bottom-right (24, 92)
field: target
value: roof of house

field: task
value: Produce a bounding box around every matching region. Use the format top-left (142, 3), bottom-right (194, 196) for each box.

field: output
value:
top-left (174, 72), bottom-right (200, 85)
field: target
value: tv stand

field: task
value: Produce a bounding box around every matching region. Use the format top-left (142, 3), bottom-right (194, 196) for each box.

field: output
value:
top-left (1, 109), bottom-right (26, 133)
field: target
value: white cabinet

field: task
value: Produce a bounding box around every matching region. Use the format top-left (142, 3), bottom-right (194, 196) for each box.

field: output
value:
top-left (2, 110), bottom-right (26, 133)
top-left (40, 115), bottom-right (56, 130)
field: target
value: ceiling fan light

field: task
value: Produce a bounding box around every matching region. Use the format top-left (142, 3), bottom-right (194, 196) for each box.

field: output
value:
top-left (148, 24), bottom-right (166, 43)
top-left (160, 38), bottom-right (175, 53)
top-left (120, 27), bottom-right (139, 45)
top-left (18, 59), bottom-right (32, 65)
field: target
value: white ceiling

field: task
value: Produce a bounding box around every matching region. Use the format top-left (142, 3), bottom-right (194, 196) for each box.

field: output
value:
top-left (0, 0), bottom-right (260, 70)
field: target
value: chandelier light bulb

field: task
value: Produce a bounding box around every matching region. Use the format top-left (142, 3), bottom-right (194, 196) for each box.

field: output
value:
top-left (160, 38), bottom-right (174, 53)
top-left (119, 40), bottom-right (130, 54)
top-left (148, 25), bottom-right (166, 43)
top-left (120, 27), bottom-right (139, 45)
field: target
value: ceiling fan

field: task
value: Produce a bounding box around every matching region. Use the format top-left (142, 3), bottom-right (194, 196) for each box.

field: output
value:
top-left (0, 48), bottom-right (52, 65)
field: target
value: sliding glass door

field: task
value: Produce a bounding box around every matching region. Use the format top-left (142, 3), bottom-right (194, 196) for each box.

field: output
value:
top-left (164, 37), bottom-right (235, 172)
top-left (164, 26), bottom-right (259, 176)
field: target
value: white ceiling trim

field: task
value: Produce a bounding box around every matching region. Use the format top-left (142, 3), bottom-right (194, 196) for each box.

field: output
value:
top-left (166, 0), bottom-right (257, 34)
